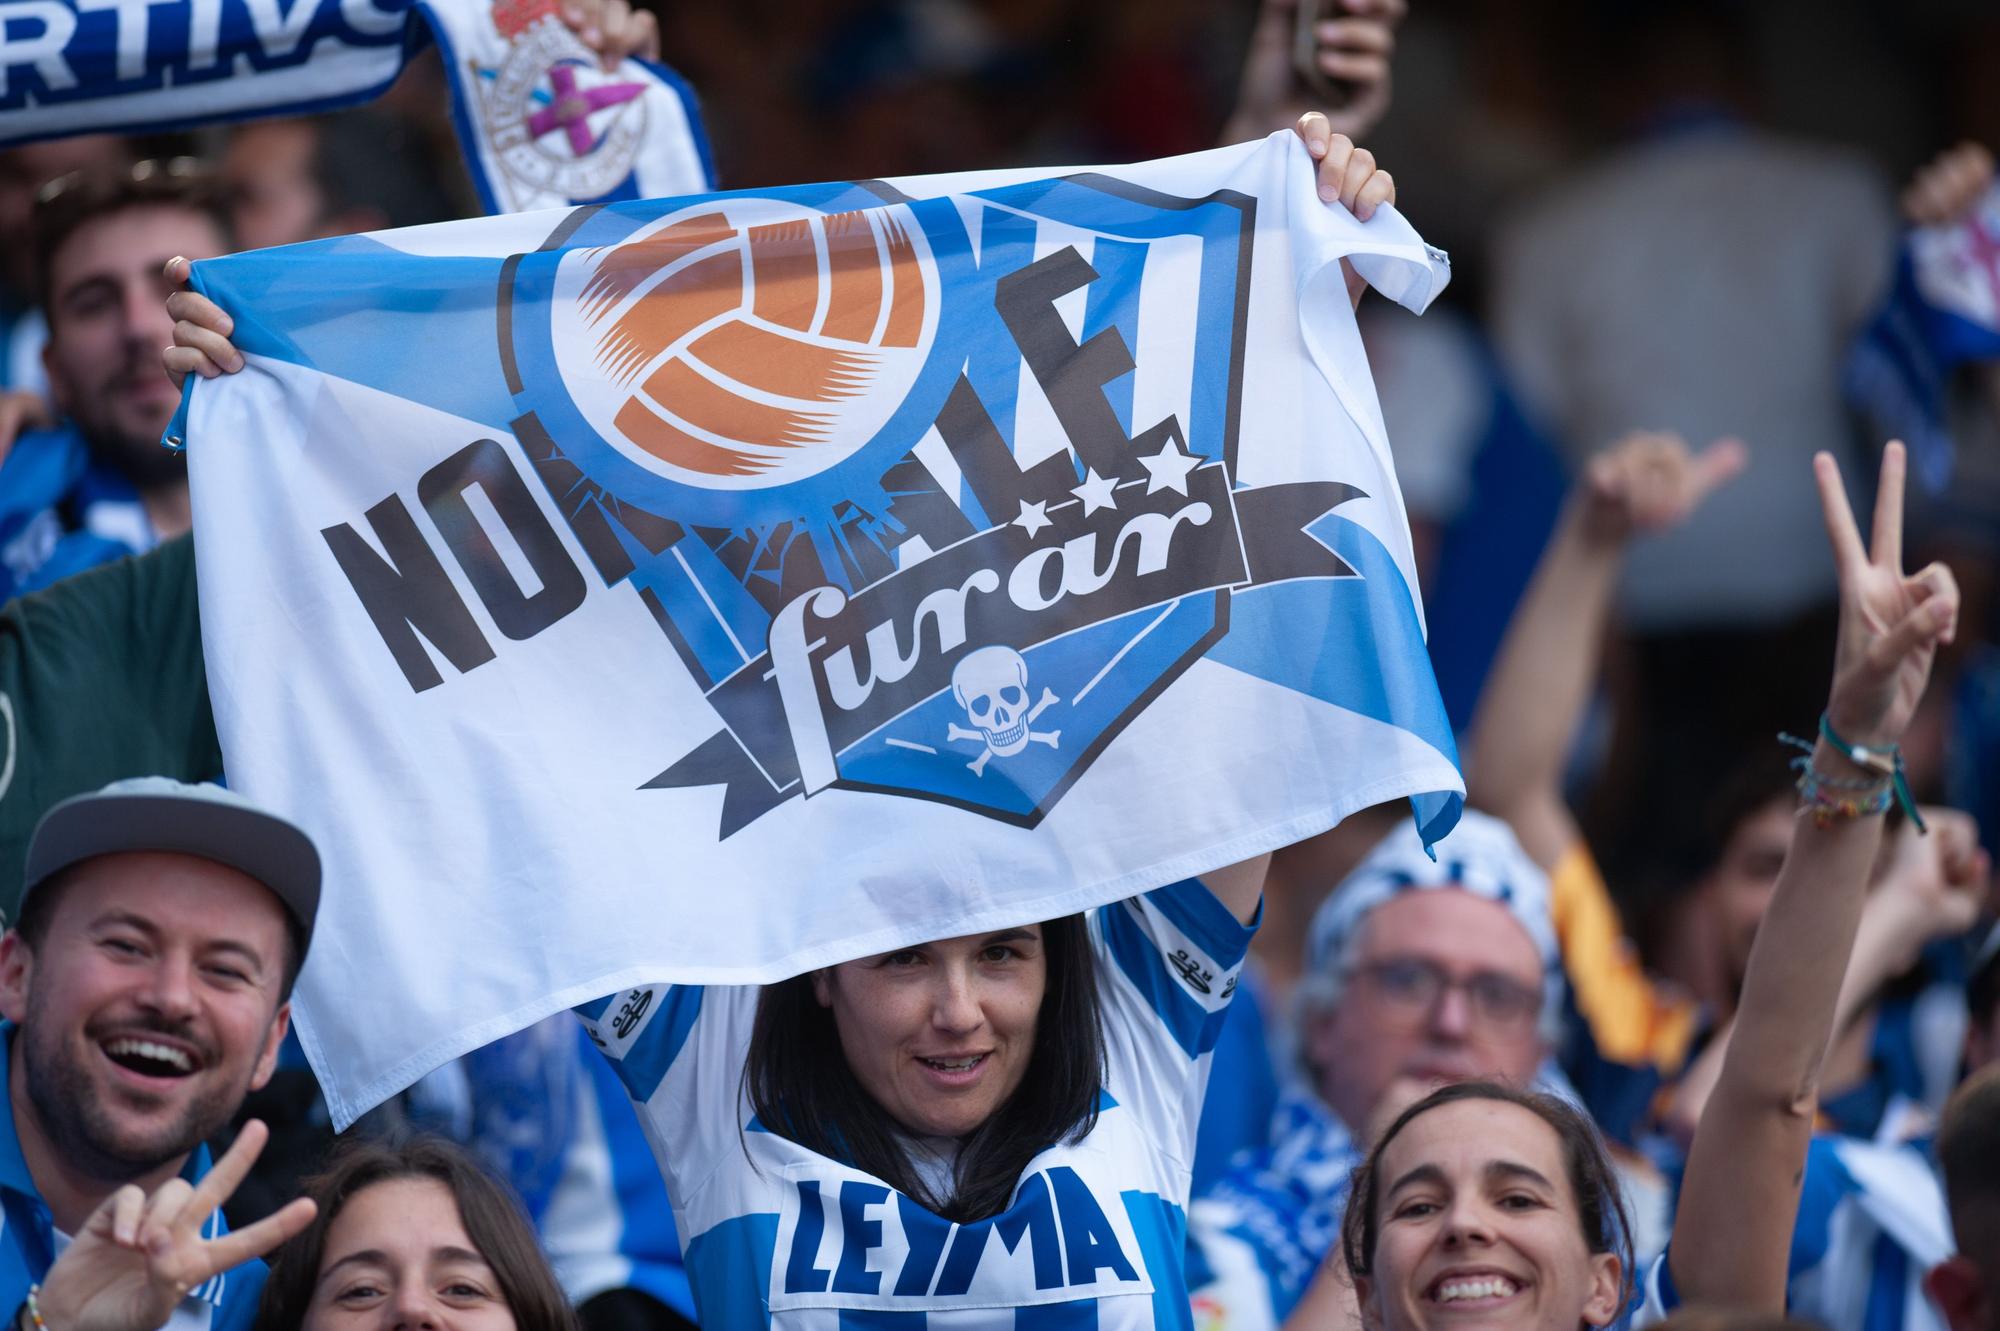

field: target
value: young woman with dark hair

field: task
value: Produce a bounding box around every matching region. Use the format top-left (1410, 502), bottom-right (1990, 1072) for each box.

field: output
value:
top-left (1332, 443), bottom-right (1960, 1330)
top-left (743, 912), bottom-right (1107, 1224)
top-left (1340, 1082), bottom-right (1636, 1326)
top-left (254, 1136), bottom-right (576, 1331)
top-left (26, 1130), bottom-right (574, 1331)
top-left (562, 856), bottom-right (1268, 1327)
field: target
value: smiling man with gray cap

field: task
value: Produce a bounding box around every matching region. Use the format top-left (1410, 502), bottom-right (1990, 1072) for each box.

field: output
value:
top-left (0, 776), bottom-right (318, 1331)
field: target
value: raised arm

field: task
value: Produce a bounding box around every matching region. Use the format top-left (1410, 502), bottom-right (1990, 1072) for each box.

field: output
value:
top-left (1222, 0), bottom-right (1405, 149)
top-left (1835, 809), bottom-right (1991, 1021)
top-left (1200, 853), bottom-right (1271, 927)
top-left (1900, 140), bottom-right (1994, 228)
top-left (1661, 806), bottom-right (1990, 1145)
top-left (1669, 442), bottom-right (1959, 1309)
top-left (1465, 431), bottom-right (1744, 869)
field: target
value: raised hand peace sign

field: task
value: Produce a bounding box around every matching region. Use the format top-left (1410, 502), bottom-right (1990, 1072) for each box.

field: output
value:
top-left (1815, 442), bottom-right (1959, 749)
top-left (37, 1121), bottom-right (316, 1331)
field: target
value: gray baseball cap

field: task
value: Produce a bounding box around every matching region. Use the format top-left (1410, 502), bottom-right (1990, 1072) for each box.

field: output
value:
top-left (20, 777), bottom-right (320, 956)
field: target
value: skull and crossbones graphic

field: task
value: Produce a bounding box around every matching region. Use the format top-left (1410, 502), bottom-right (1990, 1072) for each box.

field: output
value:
top-left (946, 645), bottom-right (1061, 776)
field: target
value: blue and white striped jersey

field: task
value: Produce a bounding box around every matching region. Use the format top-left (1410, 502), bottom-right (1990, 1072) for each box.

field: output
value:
top-left (459, 1017), bottom-right (696, 1321)
top-left (541, 1024), bottom-right (698, 1319)
top-left (1627, 1254), bottom-right (1679, 1328)
top-left (1786, 1134), bottom-right (1951, 1331)
top-left (578, 878), bottom-right (1256, 1329)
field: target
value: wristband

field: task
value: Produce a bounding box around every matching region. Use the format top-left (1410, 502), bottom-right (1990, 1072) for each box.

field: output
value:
top-left (1778, 732), bottom-right (1879, 788)
top-left (1817, 714), bottom-right (1926, 833)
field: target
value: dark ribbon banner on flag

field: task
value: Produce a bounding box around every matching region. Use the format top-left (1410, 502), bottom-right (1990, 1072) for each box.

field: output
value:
top-left (645, 471), bottom-right (1365, 835)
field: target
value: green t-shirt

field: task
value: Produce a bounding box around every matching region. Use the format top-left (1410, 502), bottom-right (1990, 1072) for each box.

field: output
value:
top-left (0, 536), bottom-right (219, 920)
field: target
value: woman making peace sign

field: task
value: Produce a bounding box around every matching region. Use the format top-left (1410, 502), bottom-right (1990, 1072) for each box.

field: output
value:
top-left (1334, 441), bottom-right (1959, 1329)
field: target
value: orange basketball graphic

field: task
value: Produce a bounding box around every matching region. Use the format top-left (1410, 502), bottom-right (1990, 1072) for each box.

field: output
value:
top-left (550, 201), bottom-right (938, 489)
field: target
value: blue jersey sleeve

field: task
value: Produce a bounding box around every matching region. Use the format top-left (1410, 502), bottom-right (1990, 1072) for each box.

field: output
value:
top-left (575, 984), bottom-right (707, 1104)
top-left (1091, 878), bottom-right (1259, 1197)
top-left (1096, 878), bottom-right (1258, 1061)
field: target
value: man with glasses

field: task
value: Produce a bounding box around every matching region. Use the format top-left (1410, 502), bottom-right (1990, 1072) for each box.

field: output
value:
top-left (1183, 810), bottom-right (1560, 1330)
top-left (0, 161), bottom-right (228, 603)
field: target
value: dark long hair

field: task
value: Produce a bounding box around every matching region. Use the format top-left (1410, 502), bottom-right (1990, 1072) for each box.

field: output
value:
top-left (254, 1136), bottom-right (578, 1331)
top-left (1341, 1082), bottom-right (1634, 1307)
top-left (746, 914), bottom-right (1105, 1224)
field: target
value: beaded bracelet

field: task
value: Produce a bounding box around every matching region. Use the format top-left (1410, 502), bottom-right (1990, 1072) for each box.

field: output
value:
top-left (1795, 764), bottom-right (1894, 827)
top-left (1816, 714), bottom-right (1927, 833)
top-left (23, 1286), bottom-right (45, 1331)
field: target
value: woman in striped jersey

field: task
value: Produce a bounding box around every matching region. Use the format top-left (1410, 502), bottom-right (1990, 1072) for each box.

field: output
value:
top-left (159, 113), bottom-right (1404, 1330)
top-left (1333, 442), bottom-right (1959, 1330)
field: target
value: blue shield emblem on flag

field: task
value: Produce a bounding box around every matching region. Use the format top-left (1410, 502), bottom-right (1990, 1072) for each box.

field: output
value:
top-left (502, 173), bottom-right (1359, 832)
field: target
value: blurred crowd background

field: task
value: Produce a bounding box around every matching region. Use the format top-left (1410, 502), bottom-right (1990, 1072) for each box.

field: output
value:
top-left (6, 1), bottom-right (2000, 1327)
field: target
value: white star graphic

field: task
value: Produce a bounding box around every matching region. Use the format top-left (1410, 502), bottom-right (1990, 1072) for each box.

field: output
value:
top-left (1070, 468), bottom-right (1120, 516)
top-left (1012, 499), bottom-right (1053, 537)
top-left (1138, 441), bottom-right (1202, 495)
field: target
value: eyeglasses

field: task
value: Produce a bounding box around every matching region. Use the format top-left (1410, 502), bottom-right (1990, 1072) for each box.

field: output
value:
top-left (34, 156), bottom-right (211, 210)
top-left (1345, 957), bottom-right (1541, 1032)
top-left (28, 156), bottom-right (226, 305)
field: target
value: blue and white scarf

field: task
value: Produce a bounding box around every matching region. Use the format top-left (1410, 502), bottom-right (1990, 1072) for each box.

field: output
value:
top-left (1846, 182), bottom-right (2000, 493)
top-left (0, 0), bottom-right (713, 214)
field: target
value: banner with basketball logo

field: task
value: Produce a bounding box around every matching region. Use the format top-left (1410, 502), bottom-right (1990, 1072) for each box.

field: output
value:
top-left (0, 0), bottom-right (711, 212)
top-left (1846, 181), bottom-right (2000, 493)
top-left (177, 133), bottom-right (1462, 1127)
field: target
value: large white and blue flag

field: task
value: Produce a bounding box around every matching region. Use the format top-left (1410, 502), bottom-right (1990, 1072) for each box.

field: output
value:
top-left (176, 133), bottom-right (1463, 1126)
top-left (0, 0), bottom-right (712, 212)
